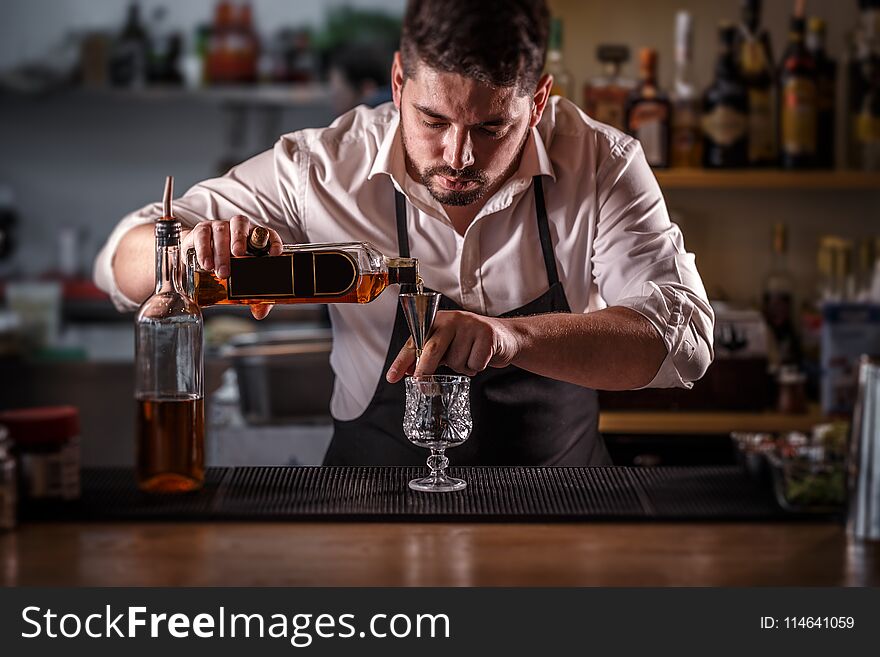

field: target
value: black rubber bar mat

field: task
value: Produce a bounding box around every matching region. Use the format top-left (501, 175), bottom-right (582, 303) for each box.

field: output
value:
top-left (22, 466), bottom-right (822, 522)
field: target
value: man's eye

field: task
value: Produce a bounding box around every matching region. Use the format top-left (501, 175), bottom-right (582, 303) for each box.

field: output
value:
top-left (422, 121), bottom-right (446, 130)
top-left (480, 127), bottom-right (503, 138)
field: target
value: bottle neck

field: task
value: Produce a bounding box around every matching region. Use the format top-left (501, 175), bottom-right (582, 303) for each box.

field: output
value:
top-left (674, 57), bottom-right (692, 87)
top-left (807, 24), bottom-right (826, 54)
top-left (155, 242), bottom-right (181, 295)
top-left (386, 257), bottom-right (419, 286)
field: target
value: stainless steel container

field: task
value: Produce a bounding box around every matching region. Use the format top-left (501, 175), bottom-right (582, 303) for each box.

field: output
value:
top-left (221, 328), bottom-right (334, 425)
top-left (848, 356), bottom-right (880, 541)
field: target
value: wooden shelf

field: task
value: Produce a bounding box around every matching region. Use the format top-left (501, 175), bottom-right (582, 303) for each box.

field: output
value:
top-left (598, 407), bottom-right (827, 435)
top-left (654, 169), bottom-right (880, 191)
top-left (60, 84), bottom-right (332, 108)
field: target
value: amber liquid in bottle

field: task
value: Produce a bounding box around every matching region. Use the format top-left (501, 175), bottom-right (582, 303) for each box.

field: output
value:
top-left (193, 268), bottom-right (390, 306)
top-left (136, 395), bottom-right (205, 493)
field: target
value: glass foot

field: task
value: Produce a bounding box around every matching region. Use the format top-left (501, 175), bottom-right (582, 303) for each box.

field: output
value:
top-left (408, 473), bottom-right (467, 493)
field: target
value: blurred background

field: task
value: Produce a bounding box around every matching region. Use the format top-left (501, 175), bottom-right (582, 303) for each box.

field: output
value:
top-left (0, 1), bottom-right (878, 491)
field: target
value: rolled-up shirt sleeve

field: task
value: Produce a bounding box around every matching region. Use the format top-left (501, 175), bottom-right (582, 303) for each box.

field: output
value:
top-left (93, 136), bottom-right (307, 312)
top-left (591, 137), bottom-right (715, 389)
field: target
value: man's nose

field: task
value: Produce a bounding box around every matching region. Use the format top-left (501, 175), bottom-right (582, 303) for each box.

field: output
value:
top-left (443, 127), bottom-right (475, 171)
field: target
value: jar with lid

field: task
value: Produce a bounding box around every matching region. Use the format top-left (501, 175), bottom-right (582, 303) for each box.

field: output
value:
top-left (0, 425), bottom-right (16, 530)
top-left (0, 406), bottom-right (81, 501)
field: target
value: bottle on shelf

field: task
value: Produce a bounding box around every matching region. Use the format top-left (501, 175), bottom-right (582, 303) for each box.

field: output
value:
top-left (844, 0), bottom-right (880, 168)
top-left (762, 222), bottom-right (801, 369)
top-left (855, 53), bottom-right (880, 169)
top-left (234, 1), bottom-right (259, 84)
top-left (806, 17), bottom-right (837, 168)
top-left (582, 44), bottom-right (634, 132)
top-left (670, 11), bottom-right (702, 168)
top-left (779, 0), bottom-right (819, 170)
top-left (206, 0), bottom-right (235, 84)
top-left (108, 1), bottom-right (150, 88)
top-left (818, 235), bottom-right (856, 302)
top-left (145, 5), bottom-right (183, 85)
top-left (625, 48), bottom-right (671, 168)
top-left (856, 236), bottom-right (880, 301)
top-left (702, 23), bottom-right (749, 168)
top-left (135, 177), bottom-right (204, 493)
top-left (735, 0), bottom-right (778, 166)
top-left (546, 17), bottom-right (573, 99)
top-left (184, 236), bottom-right (420, 307)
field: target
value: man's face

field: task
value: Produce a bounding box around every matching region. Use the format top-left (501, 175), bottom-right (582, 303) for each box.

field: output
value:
top-left (393, 57), bottom-right (543, 207)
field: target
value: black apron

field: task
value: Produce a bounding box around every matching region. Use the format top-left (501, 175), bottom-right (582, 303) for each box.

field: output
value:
top-left (324, 176), bottom-right (610, 466)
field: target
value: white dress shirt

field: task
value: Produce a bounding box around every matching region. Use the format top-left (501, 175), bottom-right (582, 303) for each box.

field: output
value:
top-left (94, 98), bottom-right (715, 420)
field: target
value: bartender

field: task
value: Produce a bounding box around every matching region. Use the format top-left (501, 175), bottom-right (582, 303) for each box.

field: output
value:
top-left (94, 0), bottom-right (714, 466)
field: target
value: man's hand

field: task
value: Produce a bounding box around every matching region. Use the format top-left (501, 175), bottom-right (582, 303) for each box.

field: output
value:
top-left (386, 310), bottom-right (520, 382)
top-left (181, 215), bottom-right (283, 320)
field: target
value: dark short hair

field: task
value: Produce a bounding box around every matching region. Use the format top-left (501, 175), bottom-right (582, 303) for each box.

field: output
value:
top-left (400, 0), bottom-right (549, 95)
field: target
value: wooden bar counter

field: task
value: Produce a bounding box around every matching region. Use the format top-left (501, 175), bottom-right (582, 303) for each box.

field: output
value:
top-left (3, 521), bottom-right (878, 586)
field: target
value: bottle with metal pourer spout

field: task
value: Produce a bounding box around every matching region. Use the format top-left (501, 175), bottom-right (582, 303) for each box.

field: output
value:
top-left (134, 176), bottom-right (205, 493)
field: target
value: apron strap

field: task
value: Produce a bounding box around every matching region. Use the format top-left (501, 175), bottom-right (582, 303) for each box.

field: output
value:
top-left (394, 188), bottom-right (410, 258)
top-left (532, 175), bottom-right (560, 288)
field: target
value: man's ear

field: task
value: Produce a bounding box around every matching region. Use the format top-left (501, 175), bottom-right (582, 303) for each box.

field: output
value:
top-left (530, 73), bottom-right (553, 127)
top-left (391, 51), bottom-right (405, 109)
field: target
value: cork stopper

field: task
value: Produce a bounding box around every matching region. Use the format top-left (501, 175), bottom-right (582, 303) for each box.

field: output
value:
top-left (246, 226), bottom-right (270, 255)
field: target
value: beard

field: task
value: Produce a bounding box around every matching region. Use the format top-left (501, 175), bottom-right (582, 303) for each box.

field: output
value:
top-left (417, 164), bottom-right (489, 206)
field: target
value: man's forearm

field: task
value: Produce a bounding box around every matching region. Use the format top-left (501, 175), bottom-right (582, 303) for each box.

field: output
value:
top-left (505, 307), bottom-right (667, 390)
top-left (113, 224), bottom-right (195, 304)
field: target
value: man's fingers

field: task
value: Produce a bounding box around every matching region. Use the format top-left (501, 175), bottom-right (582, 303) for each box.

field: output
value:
top-left (267, 228), bottom-right (284, 256)
top-left (250, 304), bottom-right (273, 320)
top-left (386, 338), bottom-right (416, 383)
top-left (191, 223), bottom-right (215, 271)
top-left (467, 341), bottom-right (493, 373)
top-left (444, 333), bottom-right (478, 376)
top-left (413, 328), bottom-right (453, 378)
top-left (211, 221), bottom-right (231, 278)
top-left (230, 215), bottom-right (251, 256)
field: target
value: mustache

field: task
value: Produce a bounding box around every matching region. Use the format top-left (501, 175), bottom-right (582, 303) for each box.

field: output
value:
top-left (423, 165), bottom-right (488, 184)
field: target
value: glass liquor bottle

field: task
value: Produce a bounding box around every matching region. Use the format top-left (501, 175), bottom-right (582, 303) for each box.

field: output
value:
top-left (135, 177), bottom-right (204, 493)
top-left (845, 0), bottom-right (880, 168)
top-left (583, 44), bottom-right (633, 132)
top-left (185, 235), bottom-right (419, 307)
top-left (625, 48), bottom-right (671, 168)
top-left (702, 23), bottom-right (749, 168)
top-left (670, 11), bottom-right (702, 168)
top-left (779, 0), bottom-right (818, 169)
top-left (736, 0), bottom-right (778, 166)
top-left (762, 222), bottom-right (801, 369)
top-left (806, 17), bottom-right (837, 168)
top-left (855, 50), bottom-right (880, 169)
top-left (546, 17), bottom-right (572, 99)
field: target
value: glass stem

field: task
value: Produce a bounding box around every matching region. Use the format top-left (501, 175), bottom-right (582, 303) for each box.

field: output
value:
top-left (426, 449), bottom-right (448, 481)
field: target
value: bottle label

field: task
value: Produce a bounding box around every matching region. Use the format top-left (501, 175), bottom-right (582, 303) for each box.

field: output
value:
top-left (781, 77), bottom-right (818, 155)
top-left (228, 251), bottom-right (358, 300)
top-left (585, 86), bottom-right (629, 132)
top-left (740, 40), bottom-right (770, 78)
top-left (671, 102), bottom-right (701, 166)
top-left (747, 88), bottom-right (777, 162)
top-left (856, 112), bottom-right (880, 144)
top-left (628, 101), bottom-right (669, 166)
top-left (701, 105), bottom-right (748, 146)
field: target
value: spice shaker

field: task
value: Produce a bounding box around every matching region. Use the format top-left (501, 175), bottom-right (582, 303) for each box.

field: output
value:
top-left (0, 406), bottom-right (81, 502)
top-left (0, 425), bottom-right (16, 530)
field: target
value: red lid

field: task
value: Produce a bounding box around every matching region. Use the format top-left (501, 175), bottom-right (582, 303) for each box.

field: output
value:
top-left (0, 406), bottom-right (79, 446)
